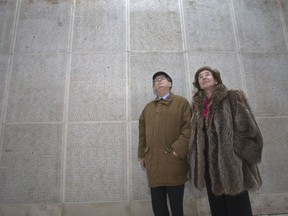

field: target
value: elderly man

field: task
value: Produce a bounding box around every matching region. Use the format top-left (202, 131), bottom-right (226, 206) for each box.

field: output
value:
top-left (138, 71), bottom-right (192, 216)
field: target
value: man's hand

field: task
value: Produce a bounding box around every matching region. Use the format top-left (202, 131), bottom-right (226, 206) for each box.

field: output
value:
top-left (172, 151), bottom-right (179, 157)
top-left (139, 158), bottom-right (146, 170)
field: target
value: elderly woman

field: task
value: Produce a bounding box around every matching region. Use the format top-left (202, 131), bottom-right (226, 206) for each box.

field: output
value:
top-left (187, 66), bottom-right (263, 216)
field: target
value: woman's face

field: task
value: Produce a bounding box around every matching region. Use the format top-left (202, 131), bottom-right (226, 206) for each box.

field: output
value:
top-left (198, 70), bottom-right (217, 90)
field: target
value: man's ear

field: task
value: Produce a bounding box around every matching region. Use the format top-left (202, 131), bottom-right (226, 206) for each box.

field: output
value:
top-left (168, 82), bottom-right (172, 87)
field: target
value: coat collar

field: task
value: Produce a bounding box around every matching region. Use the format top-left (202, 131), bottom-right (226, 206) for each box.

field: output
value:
top-left (192, 84), bottom-right (228, 110)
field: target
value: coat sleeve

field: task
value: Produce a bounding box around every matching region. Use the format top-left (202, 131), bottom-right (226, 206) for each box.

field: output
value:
top-left (138, 110), bottom-right (146, 158)
top-left (229, 90), bottom-right (263, 164)
top-left (171, 99), bottom-right (192, 159)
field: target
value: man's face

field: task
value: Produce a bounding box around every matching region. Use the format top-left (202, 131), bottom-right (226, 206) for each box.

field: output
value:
top-left (153, 75), bottom-right (171, 95)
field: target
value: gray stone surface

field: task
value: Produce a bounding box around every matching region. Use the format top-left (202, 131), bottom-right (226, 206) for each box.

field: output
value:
top-left (184, 0), bottom-right (236, 51)
top-left (233, 0), bottom-right (286, 52)
top-left (0, 0), bottom-right (16, 54)
top-left (242, 53), bottom-right (288, 116)
top-left (130, 0), bottom-right (182, 51)
top-left (0, 203), bottom-right (61, 216)
top-left (69, 52), bottom-right (126, 121)
top-left (65, 123), bottom-right (127, 202)
top-left (0, 55), bottom-right (8, 120)
top-left (73, 0), bottom-right (126, 52)
top-left (131, 122), bottom-right (150, 200)
top-left (0, 124), bottom-right (62, 203)
top-left (15, 0), bottom-right (70, 53)
top-left (0, 0), bottom-right (288, 214)
top-left (6, 53), bottom-right (66, 122)
top-left (257, 118), bottom-right (288, 193)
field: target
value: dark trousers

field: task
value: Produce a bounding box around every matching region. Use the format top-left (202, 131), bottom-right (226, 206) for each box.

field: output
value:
top-left (150, 184), bottom-right (185, 216)
top-left (204, 128), bottom-right (253, 216)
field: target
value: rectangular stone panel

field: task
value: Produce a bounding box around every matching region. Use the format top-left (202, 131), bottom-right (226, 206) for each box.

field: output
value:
top-left (14, 0), bottom-right (71, 53)
top-left (6, 53), bottom-right (66, 123)
top-left (130, 52), bottom-right (187, 121)
top-left (62, 202), bottom-right (130, 216)
top-left (0, 124), bottom-right (62, 203)
top-left (65, 123), bottom-right (127, 202)
top-left (0, 0), bottom-right (16, 54)
top-left (0, 55), bottom-right (9, 121)
top-left (131, 122), bottom-right (150, 200)
top-left (183, 0), bottom-right (236, 51)
top-left (188, 51), bottom-right (243, 92)
top-left (130, 0), bottom-right (182, 51)
top-left (233, 0), bottom-right (286, 52)
top-left (260, 192), bottom-right (288, 214)
top-left (242, 53), bottom-right (288, 116)
top-left (73, 0), bottom-right (126, 52)
top-left (257, 118), bottom-right (288, 193)
top-left (0, 203), bottom-right (61, 216)
top-left (281, 0), bottom-right (288, 27)
top-left (69, 52), bottom-right (126, 121)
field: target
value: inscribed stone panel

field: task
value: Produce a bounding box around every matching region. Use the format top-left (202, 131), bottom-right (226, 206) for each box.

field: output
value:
top-left (130, 0), bottom-right (182, 51)
top-left (188, 51), bottom-right (243, 92)
top-left (0, 0), bottom-right (16, 54)
top-left (69, 52), bottom-right (126, 121)
top-left (65, 123), bottom-right (127, 202)
top-left (183, 0), bottom-right (236, 51)
top-left (15, 0), bottom-right (70, 53)
top-left (257, 118), bottom-right (288, 193)
top-left (0, 124), bottom-right (62, 203)
top-left (73, 0), bottom-right (125, 52)
top-left (130, 52), bottom-right (186, 121)
top-left (242, 53), bottom-right (288, 116)
top-left (233, 0), bottom-right (286, 52)
top-left (6, 53), bottom-right (66, 122)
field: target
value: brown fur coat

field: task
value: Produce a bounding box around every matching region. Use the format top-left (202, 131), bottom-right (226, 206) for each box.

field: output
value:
top-left (187, 84), bottom-right (263, 195)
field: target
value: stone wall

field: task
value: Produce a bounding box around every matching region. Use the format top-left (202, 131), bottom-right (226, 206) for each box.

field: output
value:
top-left (0, 0), bottom-right (287, 215)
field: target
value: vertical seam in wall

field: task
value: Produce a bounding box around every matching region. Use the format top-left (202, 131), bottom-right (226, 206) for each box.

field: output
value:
top-left (277, 0), bottom-right (288, 52)
top-left (61, 0), bottom-right (76, 203)
top-left (178, 0), bottom-right (192, 99)
top-left (0, 0), bottom-right (21, 163)
top-left (229, 0), bottom-right (248, 95)
top-left (126, 0), bottom-right (132, 204)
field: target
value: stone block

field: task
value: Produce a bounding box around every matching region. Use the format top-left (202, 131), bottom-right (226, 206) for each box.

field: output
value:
top-left (233, 0), bottom-right (286, 52)
top-left (69, 52), bottom-right (126, 121)
top-left (130, 0), bottom-right (182, 51)
top-left (0, 55), bottom-right (9, 120)
top-left (6, 53), bottom-right (66, 122)
top-left (15, 0), bottom-right (71, 53)
top-left (0, 203), bottom-right (61, 216)
top-left (0, 124), bottom-right (62, 203)
top-left (0, 0), bottom-right (16, 54)
top-left (242, 53), bottom-right (288, 116)
top-left (62, 202), bottom-right (130, 216)
top-left (281, 0), bottom-right (288, 27)
top-left (65, 123), bottom-right (127, 202)
top-left (131, 122), bottom-right (150, 200)
top-left (260, 192), bottom-right (288, 214)
top-left (257, 118), bottom-right (288, 193)
top-left (73, 0), bottom-right (125, 52)
top-left (130, 52), bottom-right (187, 120)
top-left (184, 0), bottom-right (236, 51)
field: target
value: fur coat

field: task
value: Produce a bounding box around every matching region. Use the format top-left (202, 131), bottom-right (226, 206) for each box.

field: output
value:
top-left (187, 84), bottom-right (263, 195)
